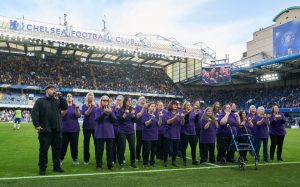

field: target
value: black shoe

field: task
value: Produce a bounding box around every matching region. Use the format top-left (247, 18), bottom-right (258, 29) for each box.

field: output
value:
top-left (96, 166), bottom-right (102, 171)
top-left (270, 158), bottom-right (274, 161)
top-left (120, 164), bottom-right (125, 170)
top-left (108, 166), bottom-right (114, 170)
top-left (227, 159), bottom-right (236, 163)
top-left (172, 161), bottom-right (178, 167)
top-left (163, 162), bottom-right (168, 167)
top-left (217, 158), bottom-right (226, 164)
top-left (200, 159), bottom-right (207, 164)
top-left (39, 170), bottom-right (46, 175)
top-left (183, 162), bottom-right (187, 166)
top-left (151, 164), bottom-right (156, 168)
top-left (277, 158), bottom-right (284, 161)
top-left (53, 167), bottom-right (64, 173)
top-left (130, 163), bottom-right (138, 169)
top-left (192, 161), bottom-right (200, 165)
top-left (244, 158), bottom-right (248, 162)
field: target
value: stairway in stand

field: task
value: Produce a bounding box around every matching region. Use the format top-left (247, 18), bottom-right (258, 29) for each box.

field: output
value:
top-left (56, 59), bottom-right (63, 86)
top-left (89, 64), bottom-right (98, 90)
top-left (17, 57), bottom-right (26, 85)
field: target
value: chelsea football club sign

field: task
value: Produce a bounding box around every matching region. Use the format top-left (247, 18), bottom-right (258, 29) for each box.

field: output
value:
top-left (9, 19), bottom-right (140, 46)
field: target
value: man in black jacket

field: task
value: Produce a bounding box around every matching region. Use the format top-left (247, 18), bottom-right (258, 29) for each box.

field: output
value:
top-left (31, 84), bottom-right (68, 175)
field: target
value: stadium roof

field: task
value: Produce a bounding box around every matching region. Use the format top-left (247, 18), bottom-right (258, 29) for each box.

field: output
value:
top-left (0, 16), bottom-right (216, 68)
top-left (273, 6), bottom-right (300, 22)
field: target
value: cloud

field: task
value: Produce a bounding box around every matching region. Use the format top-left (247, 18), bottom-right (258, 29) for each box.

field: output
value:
top-left (0, 0), bottom-right (272, 62)
top-left (103, 0), bottom-right (270, 62)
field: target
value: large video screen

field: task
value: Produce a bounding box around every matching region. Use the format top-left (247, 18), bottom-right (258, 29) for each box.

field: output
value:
top-left (201, 65), bottom-right (231, 84)
top-left (273, 20), bottom-right (300, 58)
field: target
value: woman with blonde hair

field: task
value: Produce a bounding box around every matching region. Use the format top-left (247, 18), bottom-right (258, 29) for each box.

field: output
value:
top-left (94, 95), bottom-right (116, 170)
top-left (81, 92), bottom-right (97, 165)
top-left (181, 101), bottom-right (199, 166)
top-left (252, 106), bottom-right (270, 162)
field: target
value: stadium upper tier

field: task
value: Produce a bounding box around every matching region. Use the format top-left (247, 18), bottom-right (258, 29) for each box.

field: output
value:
top-left (0, 53), bottom-right (181, 95)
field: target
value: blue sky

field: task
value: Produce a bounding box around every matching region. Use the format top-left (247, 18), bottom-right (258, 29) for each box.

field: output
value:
top-left (0, 0), bottom-right (299, 62)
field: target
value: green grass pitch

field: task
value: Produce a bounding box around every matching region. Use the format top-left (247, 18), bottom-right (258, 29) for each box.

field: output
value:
top-left (0, 122), bottom-right (299, 187)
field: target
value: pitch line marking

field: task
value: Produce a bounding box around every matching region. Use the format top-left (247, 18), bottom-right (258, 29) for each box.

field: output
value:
top-left (0, 161), bottom-right (299, 181)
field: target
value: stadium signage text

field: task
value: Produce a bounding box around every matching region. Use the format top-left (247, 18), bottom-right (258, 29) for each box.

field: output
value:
top-left (9, 19), bottom-right (140, 46)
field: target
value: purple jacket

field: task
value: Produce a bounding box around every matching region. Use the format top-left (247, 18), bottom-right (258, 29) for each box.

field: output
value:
top-left (252, 115), bottom-right (269, 139)
top-left (217, 112), bottom-right (238, 137)
top-left (117, 108), bottom-right (136, 134)
top-left (135, 105), bottom-right (147, 131)
top-left (81, 104), bottom-right (96, 130)
top-left (141, 112), bottom-right (159, 141)
top-left (62, 105), bottom-right (80, 133)
top-left (181, 111), bottom-right (198, 135)
top-left (163, 111), bottom-right (182, 140)
top-left (94, 107), bottom-right (116, 139)
top-left (200, 115), bottom-right (217, 143)
top-left (269, 113), bottom-right (286, 135)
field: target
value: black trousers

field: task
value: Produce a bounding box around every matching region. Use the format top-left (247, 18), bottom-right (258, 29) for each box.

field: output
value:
top-left (181, 134), bottom-right (197, 162)
top-left (143, 140), bottom-right (157, 165)
top-left (270, 134), bottom-right (285, 160)
top-left (236, 135), bottom-right (248, 160)
top-left (156, 134), bottom-right (164, 160)
top-left (217, 135), bottom-right (234, 162)
top-left (38, 131), bottom-right (62, 170)
top-left (136, 130), bottom-right (142, 160)
top-left (196, 129), bottom-right (201, 158)
top-left (200, 143), bottom-right (215, 163)
top-left (83, 129), bottom-right (95, 163)
top-left (113, 129), bottom-right (118, 163)
top-left (60, 132), bottom-right (79, 161)
top-left (163, 138), bottom-right (179, 163)
top-left (117, 133), bottom-right (135, 165)
top-left (95, 138), bottom-right (113, 168)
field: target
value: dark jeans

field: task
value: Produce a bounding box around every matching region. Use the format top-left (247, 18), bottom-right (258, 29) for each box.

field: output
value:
top-left (143, 140), bottom-right (157, 165)
top-left (83, 129), bottom-right (95, 163)
top-left (117, 133), bottom-right (135, 165)
top-left (270, 134), bottom-right (285, 160)
top-left (200, 143), bottom-right (215, 163)
top-left (181, 134), bottom-right (197, 163)
top-left (38, 130), bottom-right (62, 171)
top-left (95, 138), bottom-right (113, 168)
top-left (136, 130), bottom-right (142, 160)
top-left (113, 129), bottom-right (118, 163)
top-left (60, 132), bottom-right (79, 161)
top-left (217, 135), bottom-right (234, 162)
top-left (255, 138), bottom-right (268, 162)
top-left (156, 134), bottom-right (164, 160)
top-left (163, 138), bottom-right (179, 163)
top-left (196, 129), bottom-right (201, 158)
